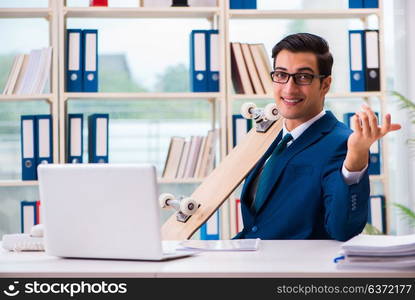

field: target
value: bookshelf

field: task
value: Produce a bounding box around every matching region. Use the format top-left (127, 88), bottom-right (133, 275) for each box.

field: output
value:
top-left (0, 0), bottom-right (60, 188)
top-left (56, 0), bottom-right (230, 239)
top-left (224, 0), bottom-right (391, 236)
top-left (0, 0), bottom-right (392, 238)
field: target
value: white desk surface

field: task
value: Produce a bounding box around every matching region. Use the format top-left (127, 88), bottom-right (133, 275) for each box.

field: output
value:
top-left (1, 240), bottom-right (414, 278)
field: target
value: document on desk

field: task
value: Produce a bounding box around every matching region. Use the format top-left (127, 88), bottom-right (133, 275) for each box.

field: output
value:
top-left (178, 238), bottom-right (260, 251)
top-left (335, 234), bottom-right (415, 268)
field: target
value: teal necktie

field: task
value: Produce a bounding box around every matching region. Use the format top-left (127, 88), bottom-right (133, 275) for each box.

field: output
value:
top-left (253, 133), bottom-right (293, 212)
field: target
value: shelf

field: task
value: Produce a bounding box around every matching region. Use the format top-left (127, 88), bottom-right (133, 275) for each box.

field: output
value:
top-left (0, 180), bottom-right (38, 187)
top-left (230, 91), bottom-right (384, 100)
top-left (228, 9), bottom-right (380, 19)
top-left (0, 8), bottom-right (51, 18)
top-left (64, 92), bottom-right (221, 101)
top-left (0, 94), bottom-right (53, 103)
top-left (64, 7), bottom-right (220, 19)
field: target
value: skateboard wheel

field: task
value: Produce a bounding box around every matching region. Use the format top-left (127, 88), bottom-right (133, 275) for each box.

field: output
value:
top-left (240, 102), bottom-right (256, 119)
top-left (264, 103), bottom-right (279, 121)
top-left (180, 198), bottom-right (198, 216)
top-left (159, 193), bottom-right (175, 209)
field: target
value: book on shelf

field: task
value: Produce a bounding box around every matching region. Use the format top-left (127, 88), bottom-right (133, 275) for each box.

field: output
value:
top-left (185, 135), bottom-right (203, 178)
top-left (193, 135), bottom-right (207, 178)
top-left (230, 42), bottom-right (272, 95)
top-left (249, 44), bottom-right (273, 94)
top-left (162, 136), bottom-right (186, 179)
top-left (176, 140), bottom-right (190, 178)
top-left (197, 129), bottom-right (215, 178)
top-left (335, 233), bottom-right (415, 268)
top-left (230, 42), bottom-right (253, 94)
top-left (2, 54), bottom-right (24, 95)
top-left (3, 48), bottom-right (52, 95)
top-left (162, 130), bottom-right (217, 180)
top-left (240, 43), bottom-right (265, 94)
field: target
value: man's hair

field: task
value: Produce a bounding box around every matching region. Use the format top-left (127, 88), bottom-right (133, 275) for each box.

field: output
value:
top-left (271, 33), bottom-right (333, 77)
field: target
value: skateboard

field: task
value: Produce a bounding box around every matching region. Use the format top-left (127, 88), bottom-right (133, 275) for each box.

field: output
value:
top-left (161, 103), bottom-right (283, 240)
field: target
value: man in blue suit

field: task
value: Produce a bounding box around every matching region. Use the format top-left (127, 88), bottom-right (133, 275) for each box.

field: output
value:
top-left (234, 33), bottom-right (401, 241)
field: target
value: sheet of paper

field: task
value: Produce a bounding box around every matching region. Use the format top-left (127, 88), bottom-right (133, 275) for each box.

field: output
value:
top-left (178, 239), bottom-right (260, 251)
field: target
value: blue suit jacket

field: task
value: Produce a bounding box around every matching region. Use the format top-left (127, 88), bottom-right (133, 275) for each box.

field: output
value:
top-left (233, 111), bottom-right (370, 241)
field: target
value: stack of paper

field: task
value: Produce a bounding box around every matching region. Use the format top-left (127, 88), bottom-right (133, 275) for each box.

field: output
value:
top-left (178, 238), bottom-right (260, 251)
top-left (335, 234), bottom-right (415, 268)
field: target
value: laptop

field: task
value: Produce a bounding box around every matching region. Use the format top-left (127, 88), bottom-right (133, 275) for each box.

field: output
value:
top-left (38, 163), bottom-right (196, 261)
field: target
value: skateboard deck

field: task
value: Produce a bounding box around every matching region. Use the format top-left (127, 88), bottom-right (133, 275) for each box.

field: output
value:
top-left (161, 118), bottom-right (283, 240)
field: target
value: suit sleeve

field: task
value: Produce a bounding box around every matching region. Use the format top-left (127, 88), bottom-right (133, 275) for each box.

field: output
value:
top-left (321, 142), bottom-right (370, 241)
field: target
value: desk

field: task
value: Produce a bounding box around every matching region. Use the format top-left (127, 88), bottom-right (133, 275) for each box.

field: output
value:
top-left (1, 241), bottom-right (414, 278)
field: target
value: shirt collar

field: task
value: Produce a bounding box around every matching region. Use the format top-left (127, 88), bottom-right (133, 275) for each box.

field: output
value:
top-left (283, 110), bottom-right (326, 141)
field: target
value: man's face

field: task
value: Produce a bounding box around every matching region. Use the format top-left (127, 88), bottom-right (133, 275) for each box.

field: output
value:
top-left (273, 49), bottom-right (331, 129)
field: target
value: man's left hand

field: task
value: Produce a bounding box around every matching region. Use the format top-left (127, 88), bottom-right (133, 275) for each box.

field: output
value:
top-left (344, 105), bottom-right (401, 172)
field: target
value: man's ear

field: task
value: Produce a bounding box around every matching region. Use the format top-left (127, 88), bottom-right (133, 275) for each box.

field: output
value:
top-left (321, 76), bottom-right (332, 94)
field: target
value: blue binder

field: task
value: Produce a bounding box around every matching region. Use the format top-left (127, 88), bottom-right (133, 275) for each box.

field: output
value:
top-left (207, 30), bottom-right (219, 92)
top-left (35, 115), bottom-right (53, 168)
top-left (348, 30), bottom-right (366, 92)
top-left (66, 29), bottom-right (83, 92)
top-left (364, 30), bottom-right (380, 91)
top-left (21, 115), bottom-right (37, 180)
top-left (368, 195), bottom-right (386, 233)
top-left (343, 112), bottom-right (355, 128)
top-left (232, 114), bottom-right (252, 147)
top-left (343, 112), bottom-right (381, 175)
top-left (190, 30), bottom-right (208, 92)
top-left (82, 29), bottom-right (98, 92)
top-left (348, 0), bottom-right (364, 8)
top-left (364, 0), bottom-right (378, 8)
top-left (88, 114), bottom-right (109, 163)
top-left (230, 0), bottom-right (244, 9)
top-left (244, 0), bottom-right (257, 9)
top-left (21, 200), bottom-right (38, 233)
top-left (368, 140), bottom-right (381, 175)
top-left (67, 113), bottom-right (84, 163)
top-left (200, 211), bottom-right (220, 240)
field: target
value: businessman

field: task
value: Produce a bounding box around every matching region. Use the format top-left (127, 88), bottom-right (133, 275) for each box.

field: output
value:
top-left (234, 33), bottom-right (401, 241)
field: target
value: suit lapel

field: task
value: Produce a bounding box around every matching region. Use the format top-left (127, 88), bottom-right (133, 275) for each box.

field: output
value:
top-left (254, 111), bottom-right (338, 214)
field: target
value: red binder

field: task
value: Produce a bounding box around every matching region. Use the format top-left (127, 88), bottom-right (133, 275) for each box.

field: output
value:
top-left (36, 200), bottom-right (41, 224)
top-left (89, 0), bottom-right (108, 6)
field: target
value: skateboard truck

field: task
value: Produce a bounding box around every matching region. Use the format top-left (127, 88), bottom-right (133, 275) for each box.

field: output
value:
top-left (159, 193), bottom-right (199, 223)
top-left (241, 102), bottom-right (280, 132)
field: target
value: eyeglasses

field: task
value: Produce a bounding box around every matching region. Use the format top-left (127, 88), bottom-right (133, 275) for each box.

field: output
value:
top-left (270, 71), bottom-right (328, 86)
